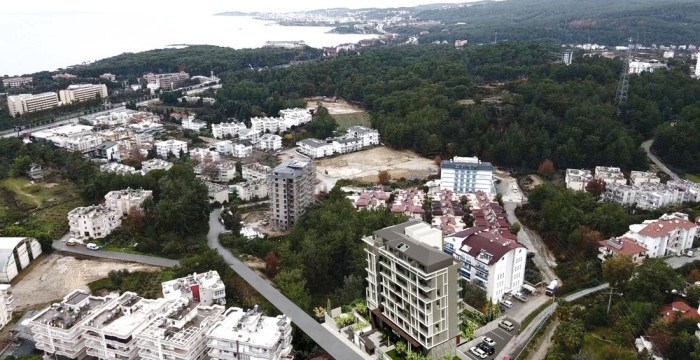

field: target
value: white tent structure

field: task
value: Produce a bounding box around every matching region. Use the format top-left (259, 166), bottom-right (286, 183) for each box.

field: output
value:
top-left (0, 237), bottom-right (42, 283)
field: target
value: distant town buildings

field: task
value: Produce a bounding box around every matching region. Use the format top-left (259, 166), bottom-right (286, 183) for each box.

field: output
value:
top-left (59, 84), bottom-right (108, 104)
top-left (440, 156), bottom-right (495, 195)
top-left (100, 162), bottom-right (138, 175)
top-left (7, 92), bottom-right (59, 117)
top-left (141, 159), bottom-right (173, 174)
top-left (51, 73), bottom-right (77, 80)
top-left (2, 76), bottom-right (32, 88)
top-left (269, 160), bottom-right (315, 230)
top-left (181, 116), bottom-right (208, 133)
top-left (99, 73), bottom-right (116, 81)
top-left (143, 71), bottom-right (190, 90)
top-left (364, 220), bottom-right (460, 359)
top-left (628, 60), bottom-right (667, 74)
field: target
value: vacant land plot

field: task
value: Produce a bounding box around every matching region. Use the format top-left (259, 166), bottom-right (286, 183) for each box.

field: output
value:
top-left (12, 253), bottom-right (159, 312)
top-left (306, 98), bottom-right (364, 115)
top-left (333, 112), bottom-right (372, 131)
top-left (686, 173), bottom-right (700, 183)
top-left (315, 146), bottom-right (438, 187)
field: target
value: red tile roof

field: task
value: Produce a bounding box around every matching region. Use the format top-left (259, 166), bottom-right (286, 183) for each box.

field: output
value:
top-left (598, 237), bottom-right (648, 256)
top-left (659, 299), bottom-right (700, 323)
top-left (457, 230), bottom-right (525, 265)
top-left (637, 219), bottom-right (697, 237)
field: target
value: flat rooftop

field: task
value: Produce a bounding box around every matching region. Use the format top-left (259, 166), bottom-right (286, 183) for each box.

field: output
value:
top-left (31, 291), bottom-right (114, 330)
top-left (208, 308), bottom-right (290, 349)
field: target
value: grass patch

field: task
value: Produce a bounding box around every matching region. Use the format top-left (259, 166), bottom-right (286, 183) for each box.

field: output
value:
top-left (24, 197), bottom-right (86, 238)
top-left (519, 301), bottom-right (555, 333)
top-left (89, 269), bottom-right (178, 299)
top-left (582, 327), bottom-right (619, 359)
top-left (686, 173), bottom-right (700, 183)
top-left (457, 99), bottom-right (476, 106)
top-left (333, 112), bottom-right (371, 131)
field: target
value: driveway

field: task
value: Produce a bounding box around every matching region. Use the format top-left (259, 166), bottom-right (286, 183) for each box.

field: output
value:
top-left (459, 318), bottom-right (520, 360)
top-left (664, 250), bottom-right (700, 269)
top-left (642, 139), bottom-right (680, 181)
top-left (206, 209), bottom-right (369, 360)
top-left (52, 240), bottom-right (179, 268)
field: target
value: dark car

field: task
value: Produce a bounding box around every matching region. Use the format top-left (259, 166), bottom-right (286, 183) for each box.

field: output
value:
top-left (478, 342), bottom-right (495, 355)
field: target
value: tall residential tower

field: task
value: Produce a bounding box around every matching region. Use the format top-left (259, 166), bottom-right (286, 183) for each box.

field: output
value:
top-left (268, 159), bottom-right (315, 230)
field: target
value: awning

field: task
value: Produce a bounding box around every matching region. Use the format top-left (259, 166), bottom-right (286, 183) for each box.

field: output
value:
top-left (522, 284), bottom-right (537, 293)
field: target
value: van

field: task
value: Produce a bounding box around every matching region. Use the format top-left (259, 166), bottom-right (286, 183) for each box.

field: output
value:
top-left (501, 300), bottom-right (513, 308)
top-left (499, 320), bottom-right (515, 331)
top-left (86, 243), bottom-right (100, 250)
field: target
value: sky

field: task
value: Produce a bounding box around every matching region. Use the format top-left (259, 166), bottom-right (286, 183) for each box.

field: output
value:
top-left (1, 0), bottom-right (483, 15)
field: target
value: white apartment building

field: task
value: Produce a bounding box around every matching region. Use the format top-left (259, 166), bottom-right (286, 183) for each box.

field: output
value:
top-left (214, 140), bottom-right (235, 156)
top-left (195, 161), bottom-right (238, 183)
top-left (333, 137), bottom-right (363, 154)
top-left (279, 108), bottom-right (312, 127)
top-left (232, 140), bottom-right (253, 158)
top-left (205, 181), bottom-right (230, 204)
top-left (182, 116), bottom-right (208, 133)
top-left (0, 285), bottom-right (13, 330)
top-left (251, 116), bottom-right (287, 134)
top-left (30, 290), bottom-right (119, 359)
top-left (190, 148), bottom-right (220, 163)
top-left (258, 134), bottom-right (283, 151)
top-left (143, 71), bottom-right (190, 90)
top-left (137, 298), bottom-right (225, 360)
top-left (32, 124), bottom-right (94, 139)
top-left (2, 76), bottom-right (32, 88)
top-left (141, 159), bottom-right (173, 174)
top-left (207, 306), bottom-right (293, 360)
top-left (0, 237), bottom-right (43, 283)
top-left (565, 168), bottom-right (593, 191)
top-left (162, 271), bottom-right (227, 306)
top-left (59, 135), bottom-right (104, 152)
top-left (104, 188), bottom-right (153, 216)
top-left (59, 84), bottom-right (108, 104)
top-left (603, 180), bottom-right (700, 210)
top-left (239, 128), bottom-right (261, 144)
top-left (83, 293), bottom-right (169, 360)
top-left (100, 162), bottom-right (139, 175)
top-left (347, 126), bottom-right (380, 147)
top-left (99, 73), bottom-right (116, 81)
top-left (242, 162), bottom-right (272, 181)
top-left (212, 121), bottom-right (246, 139)
top-left (68, 205), bottom-right (122, 239)
top-left (628, 61), bottom-right (667, 74)
top-left (232, 179), bottom-right (269, 201)
top-left (623, 213), bottom-right (699, 258)
top-left (630, 171), bottom-right (661, 187)
top-left (364, 220), bottom-right (460, 359)
top-left (155, 139), bottom-right (188, 158)
top-left (7, 92), bottom-right (59, 117)
top-left (594, 166), bottom-right (627, 185)
top-left (297, 138), bottom-right (334, 159)
top-left (444, 228), bottom-right (527, 303)
top-left (269, 160), bottom-right (316, 230)
top-left (440, 156), bottom-right (494, 195)
top-left (668, 179), bottom-right (700, 202)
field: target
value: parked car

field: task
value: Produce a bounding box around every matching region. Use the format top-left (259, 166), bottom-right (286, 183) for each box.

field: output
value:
top-left (501, 300), bottom-right (513, 308)
top-left (512, 292), bottom-right (528, 302)
top-left (66, 239), bottom-right (77, 246)
top-left (482, 337), bottom-right (496, 347)
top-left (686, 249), bottom-right (694, 257)
top-left (469, 346), bottom-right (488, 359)
top-left (499, 320), bottom-right (515, 331)
top-left (478, 342), bottom-right (495, 355)
top-left (86, 243), bottom-right (100, 250)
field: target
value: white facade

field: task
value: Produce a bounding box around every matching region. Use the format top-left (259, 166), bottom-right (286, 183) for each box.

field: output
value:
top-left (205, 181), bottom-right (230, 204)
top-left (232, 180), bottom-right (269, 201)
top-left (440, 156), bottom-right (494, 195)
top-left (594, 166), bottom-right (627, 185)
top-left (624, 214), bottom-right (699, 258)
top-left (630, 171), bottom-right (660, 187)
top-left (565, 168), bottom-right (593, 191)
top-left (212, 122), bottom-right (246, 139)
top-left (100, 162), bottom-right (139, 175)
top-left (182, 116), bottom-right (208, 133)
top-left (279, 108), bottom-right (312, 128)
top-left (196, 161), bottom-right (237, 183)
top-left (603, 180), bottom-right (700, 210)
top-left (231, 141), bottom-right (253, 158)
top-left (239, 128), bottom-right (261, 144)
top-left (162, 271), bottom-right (226, 306)
top-left (68, 205), bottom-right (122, 239)
top-left (7, 92), bottom-right (59, 117)
top-left (60, 135), bottom-right (104, 152)
top-left (0, 285), bottom-right (13, 330)
top-left (141, 159), bottom-right (173, 174)
top-left (155, 139), bottom-right (188, 158)
top-left (189, 148), bottom-right (220, 163)
top-left (2, 76), bottom-right (32, 88)
top-left (257, 134), bottom-right (283, 151)
top-left (251, 117), bottom-right (287, 134)
top-left (104, 188), bottom-right (153, 216)
top-left (242, 162), bottom-right (272, 181)
top-left (297, 138), bottom-right (334, 159)
top-left (333, 138), bottom-right (363, 154)
top-left (347, 126), bottom-right (380, 147)
top-left (696, 55), bottom-right (700, 77)
top-left (0, 237), bottom-right (42, 283)
top-left (143, 71), bottom-right (189, 90)
top-left (207, 307), bottom-right (293, 360)
top-left (628, 61), bottom-right (667, 74)
top-left (59, 84), bottom-right (108, 104)
top-left (214, 140), bottom-right (234, 156)
top-left (444, 229), bottom-right (527, 303)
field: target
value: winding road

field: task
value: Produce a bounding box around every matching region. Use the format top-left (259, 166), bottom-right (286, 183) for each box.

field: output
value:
top-left (206, 209), bottom-right (369, 360)
top-left (641, 139), bottom-right (680, 181)
top-left (52, 240), bottom-right (179, 267)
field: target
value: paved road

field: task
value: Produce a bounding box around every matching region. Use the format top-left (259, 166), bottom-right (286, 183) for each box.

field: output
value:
top-left (459, 318), bottom-right (520, 360)
top-left (642, 139), bottom-right (680, 181)
top-left (206, 209), bottom-right (369, 360)
top-left (52, 240), bottom-right (179, 268)
top-left (0, 105), bottom-right (126, 138)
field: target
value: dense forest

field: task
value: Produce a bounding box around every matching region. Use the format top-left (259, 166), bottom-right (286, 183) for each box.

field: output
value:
top-left (408, 0), bottom-right (700, 45)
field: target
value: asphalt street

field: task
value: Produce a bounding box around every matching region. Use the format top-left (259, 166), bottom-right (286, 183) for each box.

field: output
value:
top-left (52, 240), bottom-right (179, 268)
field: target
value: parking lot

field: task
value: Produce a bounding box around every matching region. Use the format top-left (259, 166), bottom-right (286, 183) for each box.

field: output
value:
top-left (459, 317), bottom-right (520, 360)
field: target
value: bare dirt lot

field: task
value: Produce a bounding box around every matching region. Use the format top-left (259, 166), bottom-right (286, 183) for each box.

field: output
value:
top-left (315, 146), bottom-right (438, 186)
top-left (12, 254), bottom-right (159, 312)
top-left (305, 98), bottom-right (364, 115)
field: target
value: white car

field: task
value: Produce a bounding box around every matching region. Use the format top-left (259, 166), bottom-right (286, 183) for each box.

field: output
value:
top-left (86, 243), bottom-right (100, 250)
top-left (469, 346), bottom-right (487, 359)
top-left (482, 336), bottom-right (496, 347)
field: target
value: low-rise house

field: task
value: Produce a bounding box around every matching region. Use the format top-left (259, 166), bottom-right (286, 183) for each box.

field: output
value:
top-left (154, 139), bottom-right (188, 158)
top-left (68, 205), bottom-right (122, 239)
top-left (95, 141), bottom-right (120, 161)
top-left (658, 299), bottom-right (700, 323)
top-left (595, 166), bottom-right (627, 185)
top-left (232, 140), bottom-right (253, 158)
top-left (104, 188), bottom-right (153, 216)
top-left (444, 228), bottom-right (527, 303)
top-left (346, 126), bottom-right (380, 147)
top-left (348, 188), bottom-right (390, 211)
top-left (141, 159), bottom-right (173, 174)
top-left (565, 169), bottom-right (593, 191)
top-left (100, 162), bottom-right (138, 175)
top-left (181, 116), bottom-right (208, 133)
top-left (332, 137), bottom-right (363, 154)
top-left (257, 134), bottom-right (283, 151)
top-left (205, 181), bottom-right (229, 203)
top-left (623, 213), bottom-right (699, 258)
top-left (231, 179), bottom-right (268, 201)
top-left (242, 162), bottom-right (272, 181)
top-left (206, 306), bottom-right (293, 360)
top-left (161, 271), bottom-right (226, 306)
top-left (297, 138), bottom-right (334, 159)
top-left (28, 164), bottom-right (44, 181)
top-left (212, 121), bottom-right (246, 139)
top-left (597, 237), bottom-right (648, 264)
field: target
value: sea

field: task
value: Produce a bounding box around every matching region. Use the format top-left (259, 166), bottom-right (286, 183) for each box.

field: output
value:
top-left (0, 12), bottom-right (377, 76)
